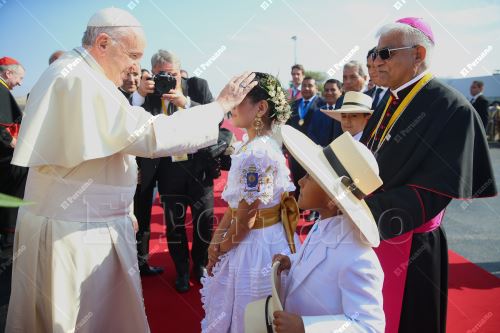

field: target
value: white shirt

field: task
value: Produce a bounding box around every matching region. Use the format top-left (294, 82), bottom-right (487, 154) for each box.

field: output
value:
top-left (284, 215), bottom-right (385, 333)
top-left (372, 86), bottom-right (388, 106)
top-left (353, 131), bottom-right (363, 141)
top-left (470, 92), bottom-right (483, 103)
top-left (391, 70), bottom-right (428, 99)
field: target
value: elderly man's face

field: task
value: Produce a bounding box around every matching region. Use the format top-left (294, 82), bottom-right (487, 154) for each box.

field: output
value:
top-left (374, 31), bottom-right (420, 90)
top-left (121, 64), bottom-right (140, 93)
top-left (301, 79), bottom-right (317, 100)
top-left (101, 29), bottom-right (145, 86)
top-left (342, 66), bottom-right (366, 92)
top-left (4, 67), bottom-right (25, 89)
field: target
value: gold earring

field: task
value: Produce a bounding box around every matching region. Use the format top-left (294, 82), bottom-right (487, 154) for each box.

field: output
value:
top-left (253, 116), bottom-right (264, 136)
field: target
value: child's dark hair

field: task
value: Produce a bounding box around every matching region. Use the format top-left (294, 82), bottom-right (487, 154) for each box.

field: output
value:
top-left (246, 72), bottom-right (279, 121)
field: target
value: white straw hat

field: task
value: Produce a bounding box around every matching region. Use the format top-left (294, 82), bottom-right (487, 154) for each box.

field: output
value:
top-left (244, 262), bottom-right (283, 333)
top-left (321, 91), bottom-right (373, 121)
top-left (281, 125), bottom-right (383, 247)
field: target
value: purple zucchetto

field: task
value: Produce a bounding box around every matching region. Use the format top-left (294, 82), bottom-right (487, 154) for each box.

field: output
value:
top-left (396, 17), bottom-right (435, 44)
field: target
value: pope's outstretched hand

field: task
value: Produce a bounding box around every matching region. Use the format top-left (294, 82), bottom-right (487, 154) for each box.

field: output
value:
top-left (216, 72), bottom-right (258, 113)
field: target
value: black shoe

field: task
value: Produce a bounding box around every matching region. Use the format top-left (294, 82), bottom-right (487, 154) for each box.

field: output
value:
top-left (175, 273), bottom-right (190, 293)
top-left (192, 264), bottom-right (207, 283)
top-left (305, 211), bottom-right (318, 222)
top-left (139, 264), bottom-right (164, 276)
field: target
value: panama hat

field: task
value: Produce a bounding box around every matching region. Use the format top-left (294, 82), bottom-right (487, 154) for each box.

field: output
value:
top-left (244, 262), bottom-right (283, 333)
top-left (281, 125), bottom-right (383, 247)
top-left (321, 91), bottom-right (373, 121)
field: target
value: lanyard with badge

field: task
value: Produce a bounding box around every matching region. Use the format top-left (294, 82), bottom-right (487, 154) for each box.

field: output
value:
top-left (298, 96), bottom-right (315, 126)
top-left (162, 99), bottom-right (189, 162)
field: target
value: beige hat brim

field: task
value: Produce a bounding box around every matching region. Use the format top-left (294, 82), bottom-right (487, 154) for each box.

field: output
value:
top-left (320, 107), bottom-right (373, 122)
top-left (281, 126), bottom-right (380, 247)
top-left (244, 262), bottom-right (283, 333)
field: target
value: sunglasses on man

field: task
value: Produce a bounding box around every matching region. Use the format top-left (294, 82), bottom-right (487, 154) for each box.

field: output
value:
top-left (371, 45), bottom-right (417, 61)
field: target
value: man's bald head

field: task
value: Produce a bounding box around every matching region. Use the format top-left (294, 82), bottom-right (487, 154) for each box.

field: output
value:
top-left (49, 51), bottom-right (64, 65)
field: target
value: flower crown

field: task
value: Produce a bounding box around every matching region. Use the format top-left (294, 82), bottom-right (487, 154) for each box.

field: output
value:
top-left (258, 75), bottom-right (292, 124)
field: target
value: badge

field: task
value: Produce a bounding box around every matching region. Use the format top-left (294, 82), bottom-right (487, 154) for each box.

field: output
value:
top-left (245, 165), bottom-right (259, 191)
top-left (172, 153), bottom-right (188, 162)
top-left (298, 119), bottom-right (304, 126)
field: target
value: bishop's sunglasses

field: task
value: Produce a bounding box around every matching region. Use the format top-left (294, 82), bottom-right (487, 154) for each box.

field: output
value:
top-left (371, 45), bottom-right (417, 61)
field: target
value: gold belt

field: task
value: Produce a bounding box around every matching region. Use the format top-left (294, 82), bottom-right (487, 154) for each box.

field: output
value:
top-left (230, 192), bottom-right (299, 253)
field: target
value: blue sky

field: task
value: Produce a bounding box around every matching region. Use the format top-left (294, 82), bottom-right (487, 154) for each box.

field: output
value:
top-left (1, 0), bottom-right (500, 97)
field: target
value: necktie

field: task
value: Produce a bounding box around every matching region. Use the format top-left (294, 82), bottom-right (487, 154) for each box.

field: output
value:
top-left (300, 100), bottom-right (310, 117)
top-left (298, 100), bottom-right (310, 126)
top-left (373, 88), bottom-right (382, 107)
top-left (328, 105), bottom-right (334, 110)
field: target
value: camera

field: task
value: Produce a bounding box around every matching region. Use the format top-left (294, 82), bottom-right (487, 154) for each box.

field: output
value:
top-left (150, 71), bottom-right (177, 95)
top-left (198, 128), bottom-right (234, 180)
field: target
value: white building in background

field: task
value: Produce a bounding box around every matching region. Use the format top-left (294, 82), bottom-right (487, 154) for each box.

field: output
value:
top-left (442, 73), bottom-right (500, 103)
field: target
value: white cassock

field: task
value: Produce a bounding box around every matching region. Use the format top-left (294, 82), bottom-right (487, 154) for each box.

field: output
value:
top-left (6, 47), bottom-right (224, 333)
top-left (284, 215), bottom-right (385, 333)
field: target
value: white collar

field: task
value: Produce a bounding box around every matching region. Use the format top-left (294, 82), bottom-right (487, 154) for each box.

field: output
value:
top-left (303, 95), bottom-right (316, 103)
top-left (391, 70), bottom-right (428, 99)
top-left (472, 92), bottom-right (483, 100)
top-left (314, 215), bottom-right (344, 234)
top-left (74, 47), bottom-right (106, 76)
top-left (353, 131), bottom-right (363, 141)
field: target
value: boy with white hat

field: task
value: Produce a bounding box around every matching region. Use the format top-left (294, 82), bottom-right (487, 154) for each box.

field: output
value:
top-left (321, 91), bottom-right (373, 141)
top-left (271, 125), bottom-right (385, 333)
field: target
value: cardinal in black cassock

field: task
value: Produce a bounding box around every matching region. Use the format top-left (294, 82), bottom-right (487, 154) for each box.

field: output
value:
top-left (361, 18), bottom-right (497, 333)
top-left (0, 57), bottom-right (28, 245)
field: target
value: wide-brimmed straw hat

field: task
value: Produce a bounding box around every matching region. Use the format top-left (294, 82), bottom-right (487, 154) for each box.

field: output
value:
top-left (321, 91), bottom-right (373, 121)
top-left (281, 125), bottom-right (383, 247)
top-left (244, 262), bottom-right (283, 333)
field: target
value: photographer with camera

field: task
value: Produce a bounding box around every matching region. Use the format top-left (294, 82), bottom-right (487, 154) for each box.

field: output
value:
top-left (132, 50), bottom-right (221, 292)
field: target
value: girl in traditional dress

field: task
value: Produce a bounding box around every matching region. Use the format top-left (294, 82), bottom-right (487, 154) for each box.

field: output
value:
top-left (201, 73), bottom-right (298, 333)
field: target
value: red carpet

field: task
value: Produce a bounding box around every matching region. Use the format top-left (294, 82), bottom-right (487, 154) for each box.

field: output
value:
top-left (142, 122), bottom-right (500, 332)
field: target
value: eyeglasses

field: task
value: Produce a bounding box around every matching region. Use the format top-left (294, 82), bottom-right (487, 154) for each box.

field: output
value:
top-left (371, 45), bottom-right (417, 61)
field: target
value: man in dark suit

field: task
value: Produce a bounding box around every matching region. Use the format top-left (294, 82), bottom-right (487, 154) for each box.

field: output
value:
top-left (366, 47), bottom-right (388, 110)
top-left (286, 77), bottom-right (323, 202)
top-left (330, 61), bottom-right (369, 139)
top-left (0, 57), bottom-right (28, 330)
top-left (132, 50), bottom-right (215, 292)
top-left (307, 79), bottom-right (342, 147)
top-left (470, 80), bottom-right (489, 130)
top-left (0, 57), bottom-right (27, 250)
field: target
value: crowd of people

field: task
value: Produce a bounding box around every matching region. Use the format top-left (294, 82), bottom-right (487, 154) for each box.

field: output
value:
top-left (0, 7), bottom-right (497, 333)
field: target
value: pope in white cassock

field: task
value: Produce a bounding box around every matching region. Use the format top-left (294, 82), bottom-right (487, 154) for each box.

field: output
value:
top-left (5, 7), bottom-right (257, 333)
